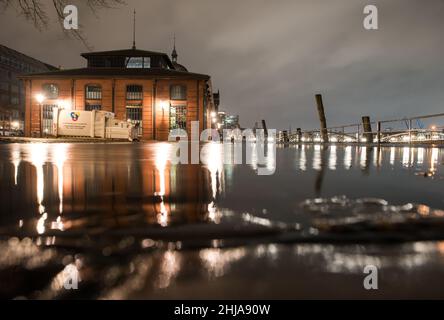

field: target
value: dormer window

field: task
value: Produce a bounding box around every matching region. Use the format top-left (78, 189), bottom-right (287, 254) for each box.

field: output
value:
top-left (126, 57), bottom-right (150, 68)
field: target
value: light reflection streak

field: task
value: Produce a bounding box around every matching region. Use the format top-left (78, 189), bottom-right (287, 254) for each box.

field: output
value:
top-left (359, 147), bottom-right (367, 169)
top-left (329, 145), bottom-right (336, 170)
top-left (11, 144), bottom-right (21, 185)
top-left (155, 143), bottom-right (171, 227)
top-left (203, 143), bottom-right (224, 223)
top-left (430, 148), bottom-right (439, 173)
top-left (30, 144), bottom-right (48, 217)
top-left (417, 148), bottom-right (424, 165)
top-left (53, 144), bottom-right (68, 215)
top-left (344, 146), bottom-right (352, 169)
top-left (313, 145), bottom-right (321, 171)
top-left (199, 247), bottom-right (246, 278)
top-left (299, 145), bottom-right (306, 171)
top-left (389, 147), bottom-right (395, 166)
top-left (156, 250), bottom-right (181, 289)
top-left (402, 147), bottom-right (410, 167)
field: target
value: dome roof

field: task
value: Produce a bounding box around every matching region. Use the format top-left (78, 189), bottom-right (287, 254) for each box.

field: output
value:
top-left (172, 61), bottom-right (188, 72)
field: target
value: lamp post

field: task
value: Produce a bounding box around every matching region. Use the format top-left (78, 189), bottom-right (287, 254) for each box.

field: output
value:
top-left (35, 93), bottom-right (45, 138)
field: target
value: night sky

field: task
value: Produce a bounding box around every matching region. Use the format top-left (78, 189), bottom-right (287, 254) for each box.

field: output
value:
top-left (1, 0), bottom-right (443, 130)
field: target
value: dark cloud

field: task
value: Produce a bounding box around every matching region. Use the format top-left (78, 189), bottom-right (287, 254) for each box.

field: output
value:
top-left (1, 0), bottom-right (443, 129)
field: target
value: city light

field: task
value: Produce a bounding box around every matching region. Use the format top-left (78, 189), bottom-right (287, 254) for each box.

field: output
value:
top-left (35, 93), bottom-right (45, 104)
top-left (159, 100), bottom-right (169, 113)
top-left (57, 99), bottom-right (72, 110)
top-left (11, 121), bottom-right (19, 129)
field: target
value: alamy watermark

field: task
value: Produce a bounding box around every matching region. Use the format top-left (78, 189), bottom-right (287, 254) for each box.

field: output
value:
top-left (168, 121), bottom-right (276, 176)
top-left (363, 5), bottom-right (378, 30)
top-left (363, 265), bottom-right (378, 290)
top-left (63, 5), bottom-right (78, 30)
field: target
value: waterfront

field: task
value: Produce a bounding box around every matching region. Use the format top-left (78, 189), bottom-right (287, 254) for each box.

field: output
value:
top-left (1, 142), bottom-right (444, 299)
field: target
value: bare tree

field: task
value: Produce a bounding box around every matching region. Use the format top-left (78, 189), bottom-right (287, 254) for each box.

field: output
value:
top-left (0, 0), bottom-right (126, 50)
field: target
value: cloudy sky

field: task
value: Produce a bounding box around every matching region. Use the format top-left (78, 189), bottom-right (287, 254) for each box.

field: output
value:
top-left (1, 0), bottom-right (443, 130)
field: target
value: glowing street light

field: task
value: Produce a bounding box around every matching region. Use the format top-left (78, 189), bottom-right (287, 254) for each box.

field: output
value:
top-left (35, 93), bottom-right (45, 104)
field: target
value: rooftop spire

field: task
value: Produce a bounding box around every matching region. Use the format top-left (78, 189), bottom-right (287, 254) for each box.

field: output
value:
top-left (171, 34), bottom-right (178, 62)
top-left (132, 9), bottom-right (136, 50)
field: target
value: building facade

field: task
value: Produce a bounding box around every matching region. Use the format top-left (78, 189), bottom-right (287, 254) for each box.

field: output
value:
top-left (0, 44), bottom-right (57, 135)
top-left (21, 47), bottom-right (218, 140)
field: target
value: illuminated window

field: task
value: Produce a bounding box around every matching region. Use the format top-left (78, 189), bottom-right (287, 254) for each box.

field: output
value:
top-left (126, 57), bottom-right (150, 68)
top-left (126, 103), bottom-right (143, 136)
top-left (85, 85), bottom-right (102, 100)
top-left (170, 105), bottom-right (187, 130)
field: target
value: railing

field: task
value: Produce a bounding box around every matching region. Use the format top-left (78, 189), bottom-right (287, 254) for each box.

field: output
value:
top-left (277, 112), bottom-right (444, 144)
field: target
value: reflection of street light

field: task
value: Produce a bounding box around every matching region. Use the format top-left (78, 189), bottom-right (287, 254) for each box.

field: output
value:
top-left (35, 93), bottom-right (46, 137)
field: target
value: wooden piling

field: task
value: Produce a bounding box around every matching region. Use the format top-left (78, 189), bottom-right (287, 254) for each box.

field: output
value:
top-left (315, 94), bottom-right (328, 143)
top-left (262, 120), bottom-right (268, 137)
top-left (377, 121), bottom-right (381, 144)
top-left (361, 116), bottom-right (373, 143)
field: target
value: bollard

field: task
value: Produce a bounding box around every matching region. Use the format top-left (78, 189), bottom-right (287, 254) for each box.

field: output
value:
top-left (315, 94), bottom-right (328, 143)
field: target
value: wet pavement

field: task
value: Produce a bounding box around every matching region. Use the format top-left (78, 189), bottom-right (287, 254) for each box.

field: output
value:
top-left (0, 142), bottom-right (444, 299)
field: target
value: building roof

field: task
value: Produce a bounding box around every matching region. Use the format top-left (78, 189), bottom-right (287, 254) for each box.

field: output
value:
top-left (19, 67), bottom-right (210, 80)
top-left (0, 44), bottom-right (58, 71)
top-left (172, 61), bottom-right (188, 72)
top-left (80, 48), bottom-right (172, 59)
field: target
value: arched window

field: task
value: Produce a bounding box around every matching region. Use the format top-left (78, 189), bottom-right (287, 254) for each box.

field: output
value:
top-left (42, 83), bottom-right (59, 99)
top-left (170, 85), bottom-right (187, 100)
top-left (85, 84), bottom-right (102, 111)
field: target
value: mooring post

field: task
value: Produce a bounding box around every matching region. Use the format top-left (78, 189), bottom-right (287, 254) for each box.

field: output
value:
top-left (362, 116), bottom-right (373, 143)
top-left (262, 119), bottom-right (268, 138)
top-left (315, 94), bottom-right (328, 143)
top-left (377, 121), bottom-right (381, 144)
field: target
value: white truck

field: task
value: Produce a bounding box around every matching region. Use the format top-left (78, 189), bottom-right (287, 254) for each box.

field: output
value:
top-left (52, 109), bottom-right (138, 141)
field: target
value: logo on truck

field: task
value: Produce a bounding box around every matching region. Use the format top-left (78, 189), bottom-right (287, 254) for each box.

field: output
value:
top-left (70, 112), bottom-right (80, 121)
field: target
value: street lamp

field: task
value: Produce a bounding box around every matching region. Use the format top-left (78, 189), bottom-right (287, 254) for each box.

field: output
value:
top-left (36, 93), bottom-right (45, 104)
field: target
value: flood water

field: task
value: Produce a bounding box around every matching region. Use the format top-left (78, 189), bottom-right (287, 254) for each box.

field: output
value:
top-left (1, 142), bottom-right (444, 299)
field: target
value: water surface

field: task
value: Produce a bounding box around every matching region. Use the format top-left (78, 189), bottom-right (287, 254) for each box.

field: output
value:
top-left (1, 142), bottom-right (444, 299)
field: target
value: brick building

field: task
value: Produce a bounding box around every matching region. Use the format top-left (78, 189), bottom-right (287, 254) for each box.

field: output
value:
top-left (21, 45), bottom-right (218, 140)
top-left (0, 44), bottom-right (57, 135)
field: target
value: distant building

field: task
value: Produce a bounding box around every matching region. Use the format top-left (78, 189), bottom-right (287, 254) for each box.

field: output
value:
top-left (0, 44), bottom-right (57, 135)
top-left (217, 111), bottom-right (239, 129)
top-left (20, 44), bottom-right (219, 140)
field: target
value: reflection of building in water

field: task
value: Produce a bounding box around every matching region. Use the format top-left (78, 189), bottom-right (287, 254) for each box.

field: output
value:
top-left (3, 144), bottom-right (214, 231)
